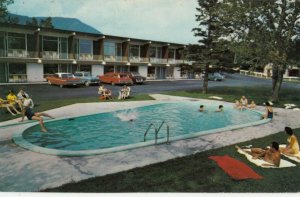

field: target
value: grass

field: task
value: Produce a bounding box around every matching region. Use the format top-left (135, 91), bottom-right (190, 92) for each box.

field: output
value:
top-left (0, 94), bottom-right (155, 122)
top-left (163, 86), bottom-right (300, 108)
top-left (42, 128), bottom-right (300, 192)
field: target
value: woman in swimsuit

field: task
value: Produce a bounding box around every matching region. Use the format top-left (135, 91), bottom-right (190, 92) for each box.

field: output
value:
top-left (262, 101), bottom-right (273, 119)
top-left (280, 127), bottom-right (299, 158)
top-left (19, 94), bottom-right (54, 132)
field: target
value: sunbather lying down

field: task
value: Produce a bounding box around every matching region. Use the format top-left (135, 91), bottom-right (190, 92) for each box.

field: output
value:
top-left (235, 141), bottom-right (281, 167)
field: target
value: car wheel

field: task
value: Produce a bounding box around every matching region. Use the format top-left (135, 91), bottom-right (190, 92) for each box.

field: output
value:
top-left (214, 78), bottom-right (217, 81)
top-left (59, 84), bottom-right (63, 88)
top-left (84, 81), bottom-right (89, 86)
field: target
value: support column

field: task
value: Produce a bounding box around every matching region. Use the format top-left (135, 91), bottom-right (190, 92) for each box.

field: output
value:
top-left (122, 39), bottom-right (130, 62)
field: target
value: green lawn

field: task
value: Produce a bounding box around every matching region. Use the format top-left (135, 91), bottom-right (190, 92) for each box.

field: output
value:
top-left (163, 86), bottom-right (300, 108)
top-left (43, 128), bottom-right (300, 192)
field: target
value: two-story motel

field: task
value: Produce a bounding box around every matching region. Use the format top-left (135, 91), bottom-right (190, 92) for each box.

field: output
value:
top-left (0, 22), bottom-right (192, 84)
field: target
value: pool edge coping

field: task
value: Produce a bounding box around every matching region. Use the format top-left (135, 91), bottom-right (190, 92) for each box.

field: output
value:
top-left (12, 101), bottom-right (270, 157)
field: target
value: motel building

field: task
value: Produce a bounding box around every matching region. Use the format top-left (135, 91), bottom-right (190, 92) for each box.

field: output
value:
top-left (0, 22), bottom-right (192, 84)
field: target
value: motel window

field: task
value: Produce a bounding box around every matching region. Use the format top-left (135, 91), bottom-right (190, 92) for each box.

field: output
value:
top-left (149, 47), bottom-right (156, 58)
top-left (8, 63), bottom-right (27, 82)
top-left (43, 36), bottom-right (58, 52)
top-left (168, 49), bottom-right (175, 59)
top-left (156, 47), bottom-right (162, 58)
top-left (0, 32), bottom-right (5, 56)
top-left (7, 33), bottom-right (26, 50)
top-left (79, 65), bottom-right (92, 72)
top-left (60, 37), bottom-right (68, 59)
top-left (115, 66), bottom-right (129, 73)
top-left (43, 64), bottom-right (58, 78)
top-left (104, 41), bottom-right (115, 56)
top-left (129, 66), bottom-right (138, 72)
top-left (104, 65), bottom-right (114, 73)
top-left (116, 43), bottom-right (122, 56)
top-left (130, 45), bottom-right (140, 57)
top-left (79, 39), bottom-right (92, 54)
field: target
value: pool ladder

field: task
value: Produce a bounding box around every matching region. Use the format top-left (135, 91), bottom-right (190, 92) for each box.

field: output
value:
top-left (144, 121), bottom-right (170, 144)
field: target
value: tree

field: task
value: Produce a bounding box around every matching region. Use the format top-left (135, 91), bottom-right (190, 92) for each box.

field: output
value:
top-left (219, 0), bottom-right (300, 102)
top-left (40, 17), bottom-right (54, 28)
top-left (25, 17), bottom-right (38, 26)
top-left (190, 0), bottom-right (229, 94)
top-left (0, 0), bottom-right (13, 22)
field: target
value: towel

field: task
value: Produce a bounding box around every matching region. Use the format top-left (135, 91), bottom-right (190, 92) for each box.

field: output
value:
top-left (237, 148), bottom-right (296, 168)
top-left (279, 144), bottom-right (300, 163)
top-left (209, 155), bottom-right (263, 180)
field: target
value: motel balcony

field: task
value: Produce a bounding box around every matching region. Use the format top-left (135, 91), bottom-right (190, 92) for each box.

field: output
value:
top-left (42, 51), bottom-right (59, 59)
top-left (79, 53), bottom-right (93, 60)
top-left (150, 58), bottom-right (168, 64)
top-left (7, 49), bottom-right (28, 58)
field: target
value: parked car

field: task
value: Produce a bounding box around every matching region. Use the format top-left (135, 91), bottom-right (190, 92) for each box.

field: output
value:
top-left (74, 71), bottom-right (100, 86)
top-left (46, 73), bottom-right (81, 88)
top-left (125, 72), bottom-right (146, 84)
top-left (98, 72), bottom-right (133, 86)
top-left (208, 72), bottom-right (225, 81)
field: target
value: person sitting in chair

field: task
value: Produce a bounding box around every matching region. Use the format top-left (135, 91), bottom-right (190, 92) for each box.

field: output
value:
top-left (118, 85), bottom-right (131, 100)
top-left (0, 98), bottom-right (21, 115)
top-left (98, 85), bottom-right (112, 100)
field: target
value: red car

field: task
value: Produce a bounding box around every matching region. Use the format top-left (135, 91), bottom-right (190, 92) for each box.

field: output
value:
top-left (46, 72), bottom-right (81, 88)
top-left (98, 72), bottom-right (133, 86)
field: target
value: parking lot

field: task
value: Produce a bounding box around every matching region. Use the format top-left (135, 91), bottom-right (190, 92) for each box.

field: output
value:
top-left (0, 73), bottom-right (299, 102)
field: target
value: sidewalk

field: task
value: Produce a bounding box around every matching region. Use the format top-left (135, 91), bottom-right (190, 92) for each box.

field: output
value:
top-left (1, 94), bottom-right (300, 192)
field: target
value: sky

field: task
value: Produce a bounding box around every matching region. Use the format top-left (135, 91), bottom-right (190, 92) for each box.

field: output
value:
top-left (8, 0), bottom-right (200, 44)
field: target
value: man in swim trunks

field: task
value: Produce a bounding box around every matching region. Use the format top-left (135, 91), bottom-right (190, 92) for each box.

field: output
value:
top-left (236, 141), bottom-right (281, 167)
top-left (19, 94), bottom-right (54, 132)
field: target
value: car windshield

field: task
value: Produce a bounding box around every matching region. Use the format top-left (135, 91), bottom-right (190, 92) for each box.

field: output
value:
top-left (120, 74), bottom-right (128, 78)
top-left (131, 72), bottom-right (141, 76)
top-left (61, 74), bottom-right (73, 78)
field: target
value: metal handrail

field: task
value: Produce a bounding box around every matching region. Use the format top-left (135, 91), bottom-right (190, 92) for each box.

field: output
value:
top-left (155, 121), bottom-right (170, 144)
top-left (144, 123), bottom-right (157, 142)
top-left (144, 121), bottom-right (170, 144)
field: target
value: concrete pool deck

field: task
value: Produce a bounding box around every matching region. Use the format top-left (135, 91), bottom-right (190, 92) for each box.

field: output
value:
top-left (0, 94), bottom-right (300, 192)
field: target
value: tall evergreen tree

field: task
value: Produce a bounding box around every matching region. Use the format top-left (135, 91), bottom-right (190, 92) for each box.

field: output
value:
top-left (190, 0), bottom-right (227, 94)
top-left (40, 17), bottom-right (54, 28)
top-left (0, 0), bottom-right (13, 22)
top-left (25, 17), bottom-right (38, 26)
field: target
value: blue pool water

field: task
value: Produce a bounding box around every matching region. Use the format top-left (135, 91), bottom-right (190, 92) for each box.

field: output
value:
top-left (20, 102), bottom-right (263, 152)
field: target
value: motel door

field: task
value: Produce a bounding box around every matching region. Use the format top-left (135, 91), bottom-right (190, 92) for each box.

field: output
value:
top-left (155, 66), bottom-right (166, 79)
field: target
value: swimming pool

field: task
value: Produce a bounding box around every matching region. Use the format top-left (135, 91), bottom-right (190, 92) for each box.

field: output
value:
top-left (13, 101), bottom-right (269, 156)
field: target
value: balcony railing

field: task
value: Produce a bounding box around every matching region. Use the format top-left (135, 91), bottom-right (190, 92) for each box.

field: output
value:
top-left (7, 49), bottom-right (27, 58)
top-left (79, 53), bottom-right (93, 60)
top-left (42, 51), bottom-right (59, 59)
top-left (8, 74), bottom-right (27, 83)
top-left (104, 55), bottom-right (116, 62)
top-left (93, 55), bottom-right (104, 61)
top-left (129, 56), bottom-right (141, 63)
top-left (150, 58), bottom-right (168, 64)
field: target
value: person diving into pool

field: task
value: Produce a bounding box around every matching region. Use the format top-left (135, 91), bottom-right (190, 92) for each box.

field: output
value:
top-left (19, 94), bottom-right (54, 132)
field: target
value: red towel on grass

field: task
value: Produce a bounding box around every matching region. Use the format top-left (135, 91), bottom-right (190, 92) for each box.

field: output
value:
top-left (209, 155), bottom-right (263, 180)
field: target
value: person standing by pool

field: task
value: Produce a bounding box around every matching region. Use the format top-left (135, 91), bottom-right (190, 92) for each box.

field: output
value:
top-left (280, 127), bottom-right (299, 158)
top-left (240, 96), bottom-right (248, 110)
top-left (19, 94), bottom-right (54, 132)
top-left (262, 101), bottom-right (273, 119)
top-left (199, 105), bottom-right (205, 112)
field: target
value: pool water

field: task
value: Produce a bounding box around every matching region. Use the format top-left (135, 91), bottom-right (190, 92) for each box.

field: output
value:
top-left (21, 102), bottom-right (262, 151)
